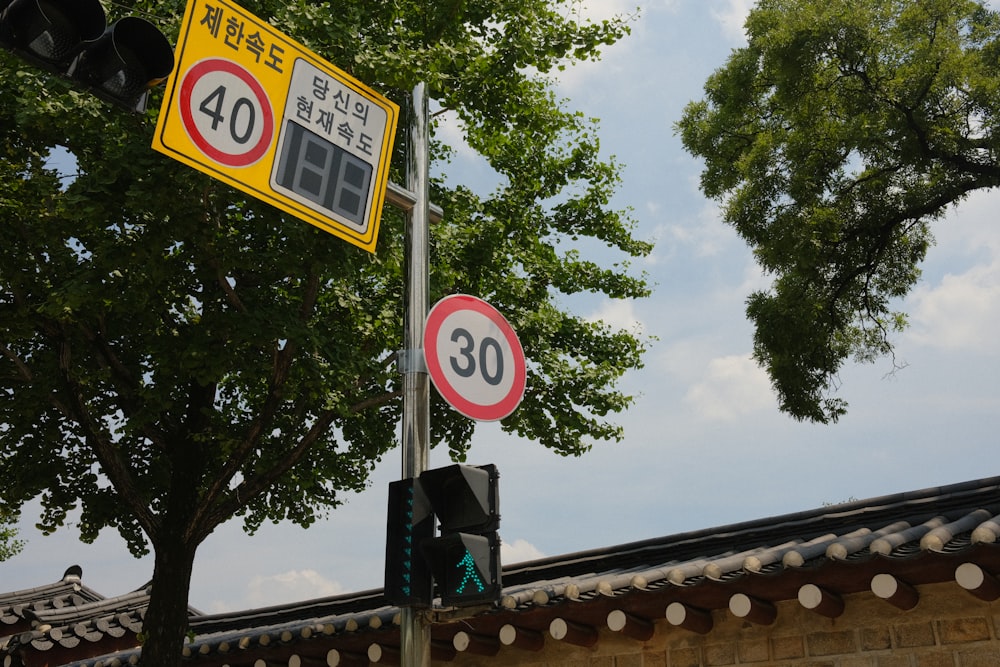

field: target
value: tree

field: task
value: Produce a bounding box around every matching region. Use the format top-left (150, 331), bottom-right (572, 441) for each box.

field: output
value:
top-left (677, 0), bottom-right (1000, 422)
top-left (0, 508), bottom-right (23, 561)
top-left (0, 1), bottom-right (650, 666)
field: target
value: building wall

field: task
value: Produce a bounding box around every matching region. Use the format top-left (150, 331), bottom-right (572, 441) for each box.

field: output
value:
top-left (450, 583), bottom-right (999, 667)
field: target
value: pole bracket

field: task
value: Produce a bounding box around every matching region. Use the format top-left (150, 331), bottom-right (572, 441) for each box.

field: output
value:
top-left (398, 349), bottom-right (428, 375)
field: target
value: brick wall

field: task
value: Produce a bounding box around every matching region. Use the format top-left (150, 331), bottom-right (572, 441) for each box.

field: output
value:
top-left (450, 582), bottom-right (999, 667)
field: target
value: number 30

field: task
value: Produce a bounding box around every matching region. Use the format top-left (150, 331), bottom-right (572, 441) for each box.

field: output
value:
top-left (449, 328), bottom-right (504, 386)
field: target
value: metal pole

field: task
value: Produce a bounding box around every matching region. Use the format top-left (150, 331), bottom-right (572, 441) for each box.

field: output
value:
top-left (399, 81), bottom-right (431, 667)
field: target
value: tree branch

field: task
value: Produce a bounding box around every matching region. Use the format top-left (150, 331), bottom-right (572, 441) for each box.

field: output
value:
top-left (0, 342), bottom-right (34, 383)
top-left (54, 336), bottom-right (160, 539)
top-left (193, 270), bottom-right (322, 528)
top-left (349, 389), bottom-right (402, 413)
top-left (75, 321), bottom-right (169, 452)
top-left (195, 408), bottom-right (338, 540)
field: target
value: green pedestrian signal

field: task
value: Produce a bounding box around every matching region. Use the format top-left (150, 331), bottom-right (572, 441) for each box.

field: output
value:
top-left (455, 547), bottom-right (486, 594)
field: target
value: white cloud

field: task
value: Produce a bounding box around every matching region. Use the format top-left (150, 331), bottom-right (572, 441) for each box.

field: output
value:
top-left (239, 570), bottom-right (346, 610)
top-left (930, 189), bottom-right (1000, 256)
top-left (551, 41), bottom-right (628, 95)
top-left (565, 0), bottom-right (642, 24)
top-left (731, 257), bottom-right (773, 302)
top-left (552, 0), bottom-right (680, 94)
top-left (560, 0), bottom-right (681, 27)
top-left (651, 200), bottom-right (740, 262)
top-left (587, 299), bottom-right (645, 334)
top-left (903, 188), bottom-right (1000, 356)
top-left (907, 262), bottom-right (1000, 355)
top-left (501, 538), bottom-right (546, 563)
top-left (683, 353), bottom-right (775, 420)
top-left (658, 338), bottom-right (719, 380)
top-left (711, 0), bottom-right (754, 44)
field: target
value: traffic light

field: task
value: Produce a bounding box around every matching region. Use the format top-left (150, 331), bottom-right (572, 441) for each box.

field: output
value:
top-left (0, 0), bottom-right (174, 111)
top-left (383, 477), bottom-right (434, 607)
top-left (419, 464), bottom-right (501, 607)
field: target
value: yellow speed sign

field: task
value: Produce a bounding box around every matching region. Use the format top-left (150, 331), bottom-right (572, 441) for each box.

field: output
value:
top-left (152, 0), bottom-right (399, 253)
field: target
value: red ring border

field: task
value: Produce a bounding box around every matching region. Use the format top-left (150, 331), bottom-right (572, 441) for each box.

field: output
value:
top-left (178, 58), bottom-right (275, 168)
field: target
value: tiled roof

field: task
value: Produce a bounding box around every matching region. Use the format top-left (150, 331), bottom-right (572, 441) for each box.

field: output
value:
top-left (8, 588), bottom-right (154, 652)
top-left (4, 476), bottom-right (999, 667)
top-left (1, 569), bottom-right (202, 663)
top-left (0, 566), bottom-right (106, 636)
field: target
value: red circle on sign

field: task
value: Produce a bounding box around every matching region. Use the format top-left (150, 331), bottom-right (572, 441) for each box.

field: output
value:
top-left (424, 294), bottom-right (527, 422)
top-left (178, 58), bottom-right (274, 167)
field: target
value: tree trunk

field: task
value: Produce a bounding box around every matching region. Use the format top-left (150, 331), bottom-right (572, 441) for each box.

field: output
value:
top-left (139, 533), bottom-right (199, 667)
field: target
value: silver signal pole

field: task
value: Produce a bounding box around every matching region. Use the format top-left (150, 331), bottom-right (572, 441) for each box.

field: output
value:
top-left (399, 81), bottom-right (431, 667)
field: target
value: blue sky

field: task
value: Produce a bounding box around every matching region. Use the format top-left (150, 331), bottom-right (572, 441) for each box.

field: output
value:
top-left (6, 0), bottom-right (1000, 612)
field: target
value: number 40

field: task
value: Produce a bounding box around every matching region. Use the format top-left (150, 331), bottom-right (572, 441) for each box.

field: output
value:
top-left (199, 84), bottom-right (256, 145)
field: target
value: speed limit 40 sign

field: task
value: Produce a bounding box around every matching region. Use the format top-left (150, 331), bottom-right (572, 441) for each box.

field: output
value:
top-left (152, 0), bottom-right (398, 253)
top-left (177, 58), bottom-right (274, 167)
top-left (424, 295), bottom-right (527, 422)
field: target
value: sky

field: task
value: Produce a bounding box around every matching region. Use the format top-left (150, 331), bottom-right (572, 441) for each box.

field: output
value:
top-left (5, 0), bottom-right (1000, 613)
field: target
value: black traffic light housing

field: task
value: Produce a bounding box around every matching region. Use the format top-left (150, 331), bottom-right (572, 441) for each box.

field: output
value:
top-left (384, 463), bottom-right (502, 608)
top-left (0, 0), bottom-right (174, 111)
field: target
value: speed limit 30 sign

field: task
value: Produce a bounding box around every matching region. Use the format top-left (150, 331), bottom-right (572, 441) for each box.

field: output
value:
top-left (424, 295), bottom-right (527, 422)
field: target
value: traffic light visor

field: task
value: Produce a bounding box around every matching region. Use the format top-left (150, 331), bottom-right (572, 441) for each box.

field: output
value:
top-left (419, 464), bottom-right (499, 532)
top-left (0, 0), bottom-right (105, 65)
top-left (72, 16), bottom-right (174, 101)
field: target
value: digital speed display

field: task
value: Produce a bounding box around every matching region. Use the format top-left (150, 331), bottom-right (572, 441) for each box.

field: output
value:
top-left (272, 120), bottom-right (373, 228)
